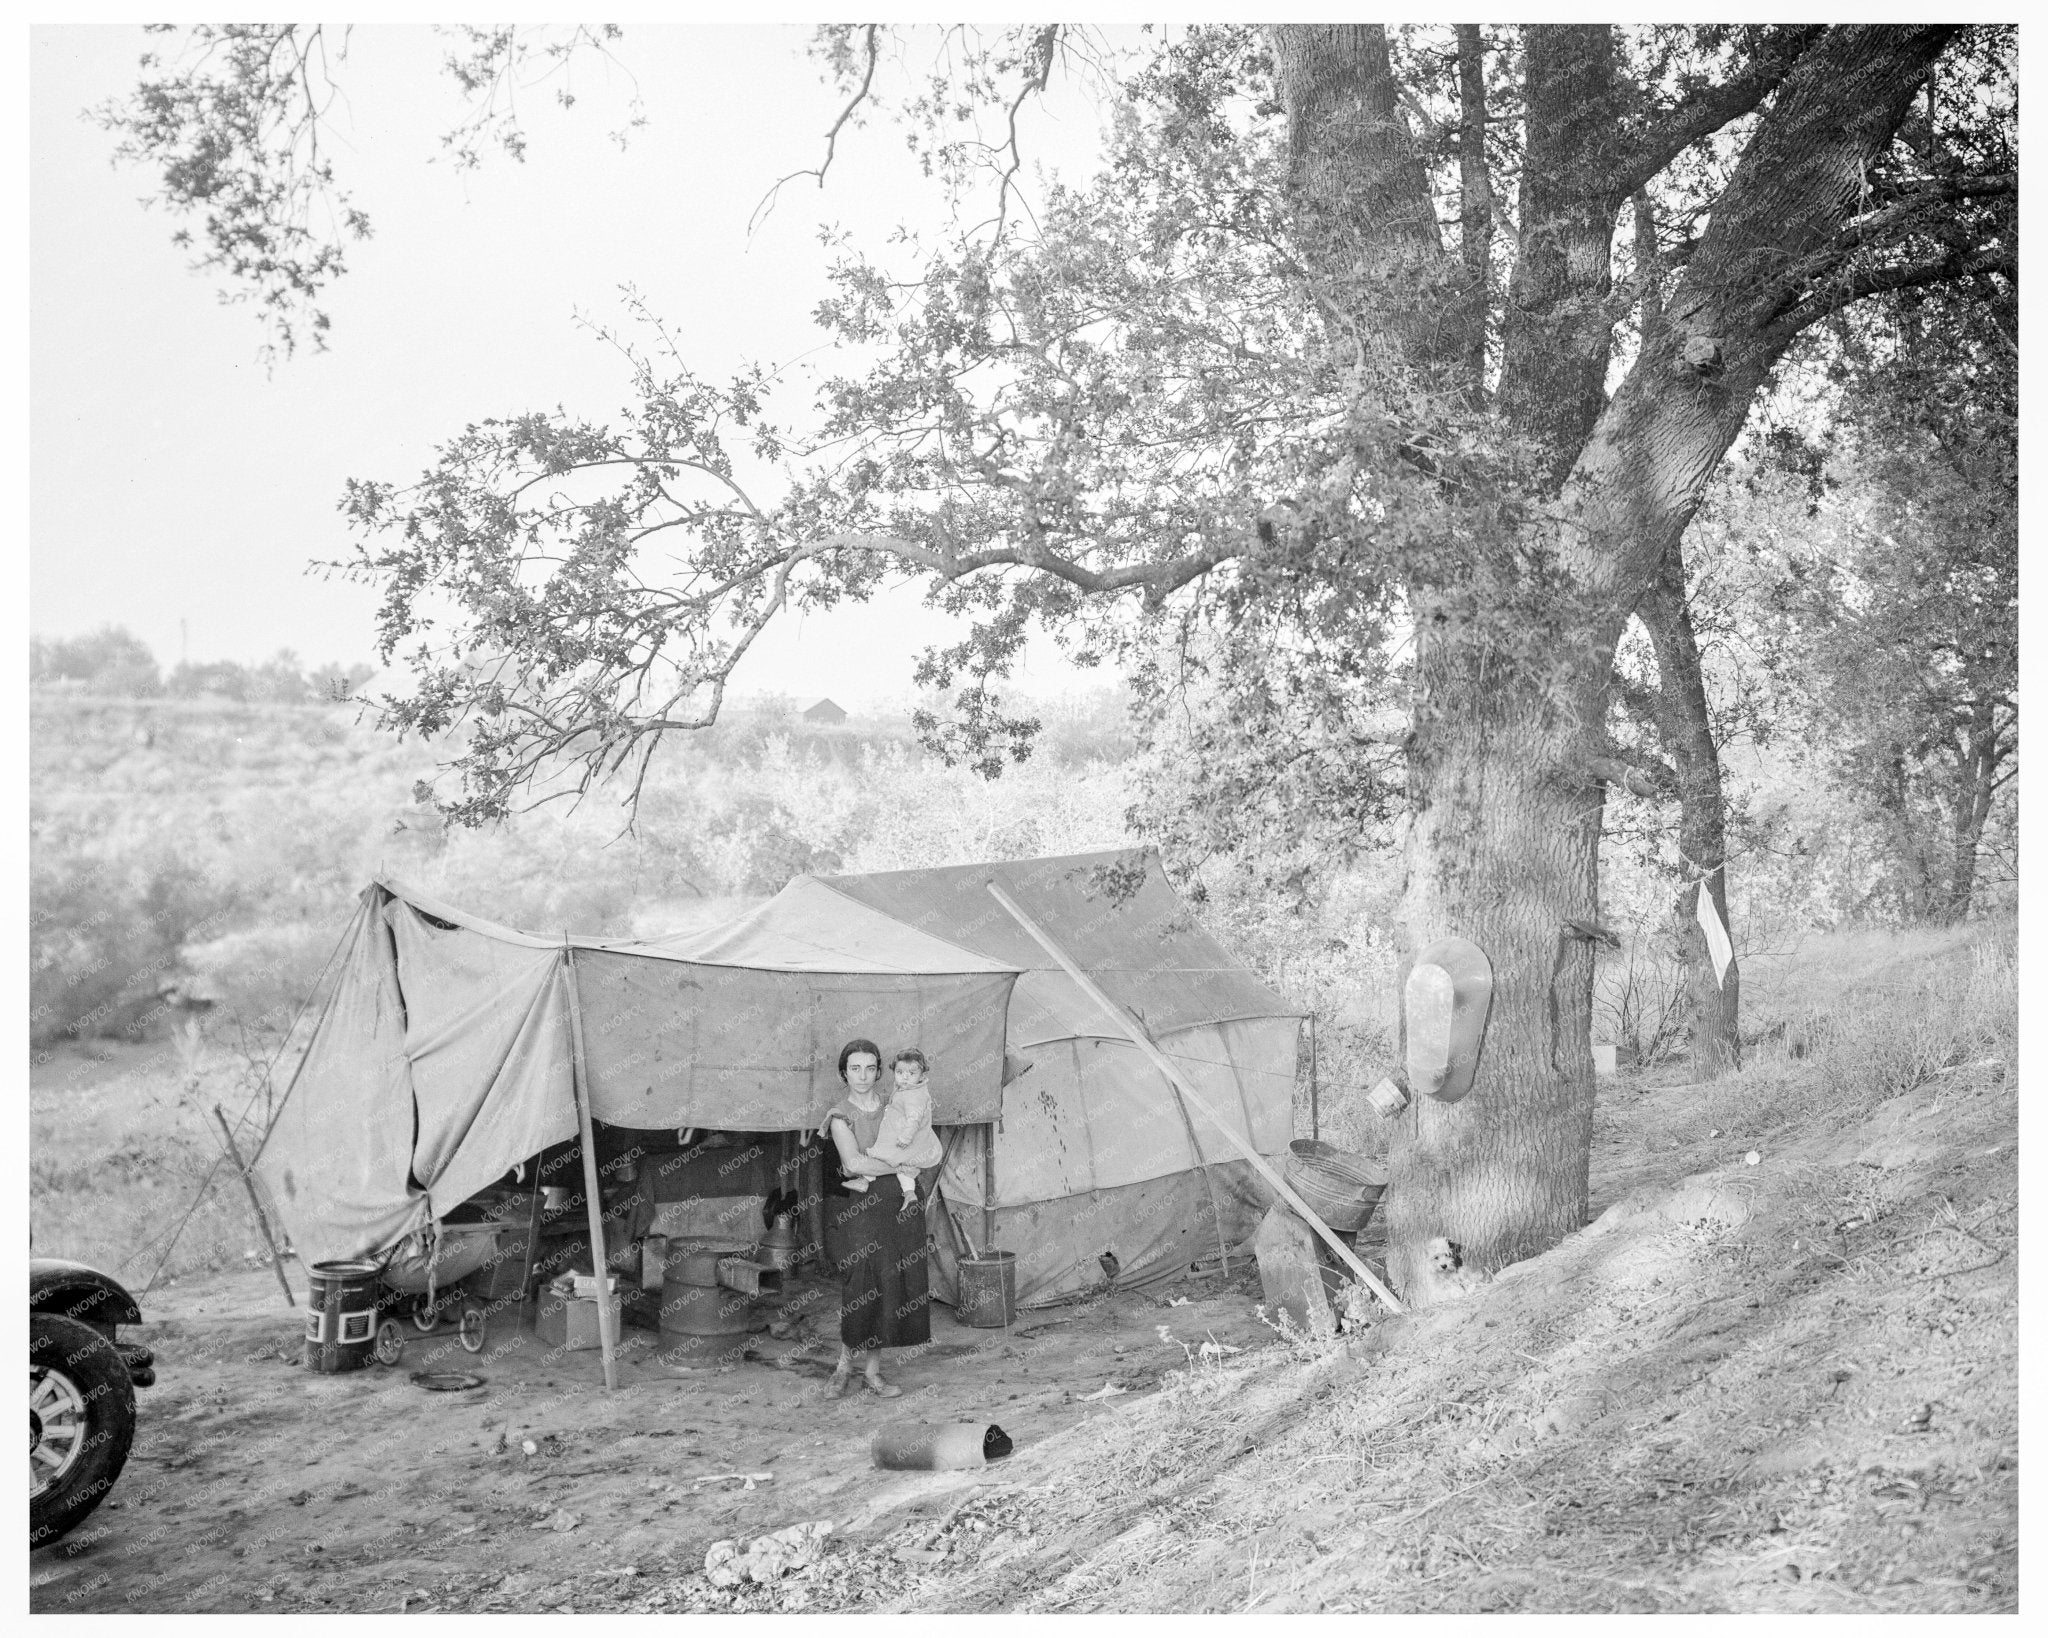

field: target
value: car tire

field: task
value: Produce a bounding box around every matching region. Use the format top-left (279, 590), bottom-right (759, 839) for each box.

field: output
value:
top-left (31, 1313), bottom-right (137, 1549)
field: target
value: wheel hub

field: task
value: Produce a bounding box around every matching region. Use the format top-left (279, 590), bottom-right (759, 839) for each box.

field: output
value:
top-left (30, 1368), bottom-right (89, 1501)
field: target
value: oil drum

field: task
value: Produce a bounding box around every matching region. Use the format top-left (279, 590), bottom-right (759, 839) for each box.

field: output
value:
top-left (304, 1259), bottom-right (383, 1372)
top-left (658, 1246), bottom-right (753, 1366)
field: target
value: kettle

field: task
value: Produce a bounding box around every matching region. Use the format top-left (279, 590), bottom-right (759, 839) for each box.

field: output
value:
top-left (760, 1213), bottom-right (800, 1271)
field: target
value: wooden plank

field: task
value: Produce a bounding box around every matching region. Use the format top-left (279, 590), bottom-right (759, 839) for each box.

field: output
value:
top-left (986, 882), bottom-right (1403, 1315)
top-left (562, 946), bottom-right (619, 1390)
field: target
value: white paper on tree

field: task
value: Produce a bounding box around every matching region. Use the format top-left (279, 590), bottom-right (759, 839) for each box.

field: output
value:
top-left (1696, 881), bottom-right (1735, 990)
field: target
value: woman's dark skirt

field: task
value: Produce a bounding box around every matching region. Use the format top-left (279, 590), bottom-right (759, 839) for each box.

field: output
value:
top-left (822, 1174), bottom-right (930, 1351)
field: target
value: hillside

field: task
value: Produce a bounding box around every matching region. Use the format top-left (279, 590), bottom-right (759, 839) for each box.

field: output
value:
top-left (29, 688), bottom-right (1153, 1043)
top-left (708, 916), bottom-right (2021, 1615)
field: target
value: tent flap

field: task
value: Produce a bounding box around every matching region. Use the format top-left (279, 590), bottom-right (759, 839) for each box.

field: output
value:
top-left (932, 1160), bottom-right (1277, 1309)
top-left (252, 895), bottom-right (424, 1267)
top-left (572, 955), bottom-right (1014, 1130)
top-left (385, 899), bottom-right (580, 1219)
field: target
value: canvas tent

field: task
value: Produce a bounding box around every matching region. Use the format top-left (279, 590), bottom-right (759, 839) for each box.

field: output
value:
top-left (252, 848), bottom-right (1300, 1311)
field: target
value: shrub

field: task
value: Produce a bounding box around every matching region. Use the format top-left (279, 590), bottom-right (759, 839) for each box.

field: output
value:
top-left (30, 626), bottom-right (162, 696)
top-left (30, 853), bottom-right (240, 1047)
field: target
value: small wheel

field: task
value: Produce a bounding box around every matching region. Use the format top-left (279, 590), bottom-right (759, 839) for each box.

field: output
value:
top-left (410, 1294), bottom-right (441, 1333)
top-left (457, 1303), bottom-right (487, 1355)
top-left (373, 1319), bottom-right (407, 1367)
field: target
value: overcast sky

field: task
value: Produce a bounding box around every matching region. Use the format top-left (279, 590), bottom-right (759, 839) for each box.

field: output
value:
top-left (30, 24), bottom-right (1122, 709)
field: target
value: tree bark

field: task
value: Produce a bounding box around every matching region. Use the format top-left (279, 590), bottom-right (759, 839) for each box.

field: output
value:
top-left (1455, 25), bottom-right (1493, 403)
top-left (1496, 25), bottom-right (1622, 484)
top-left (1387, 651), bottom-right (1607, 1303)
top-left (1269, 25), bottom-right (1464, 384)
top-left (1637, 548), bottom-right (1740, 1077)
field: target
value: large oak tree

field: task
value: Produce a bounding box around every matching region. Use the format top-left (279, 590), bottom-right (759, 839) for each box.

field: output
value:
top-left (101, 23), bottom-right (2014, 1305)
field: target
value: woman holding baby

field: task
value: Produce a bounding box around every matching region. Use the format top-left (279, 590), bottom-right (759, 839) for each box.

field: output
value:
top-left (818, 1039), bottom-right (942, 1397)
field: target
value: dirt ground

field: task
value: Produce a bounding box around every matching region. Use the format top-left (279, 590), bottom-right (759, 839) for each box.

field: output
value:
top-left (29, 1251), bottom-right (1279, 1614)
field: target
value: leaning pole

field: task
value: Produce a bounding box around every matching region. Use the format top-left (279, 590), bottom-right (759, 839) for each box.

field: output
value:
top-left (985, 881), bottom-right (1403, 1315)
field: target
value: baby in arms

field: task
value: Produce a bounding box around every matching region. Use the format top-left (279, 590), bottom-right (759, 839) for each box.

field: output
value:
top-left (848, 1046), bottom-right (944, 1217)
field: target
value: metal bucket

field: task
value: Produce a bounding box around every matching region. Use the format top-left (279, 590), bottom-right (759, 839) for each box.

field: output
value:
top-left (304, 1259), bottom-right (383, 1373)
top-left (956, 1251), bottom-right (1017, 1329)
top-left (1284, 1140), bottom-right (1388, 1234)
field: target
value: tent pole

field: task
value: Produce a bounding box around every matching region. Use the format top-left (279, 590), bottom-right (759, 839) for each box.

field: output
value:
top-left (981, 1125), bottom-right (995, 1257)
top-left (986, 882), bottom-right (1403, 1316)
top-left (212, 1104), bottom-right (295, 1308)
top-left (562, 945), bottom-right (619, 1390)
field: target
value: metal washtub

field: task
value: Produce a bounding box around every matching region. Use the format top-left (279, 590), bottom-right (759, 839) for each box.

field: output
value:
top-left (1283, 1140), bottom-right (1388, 1234)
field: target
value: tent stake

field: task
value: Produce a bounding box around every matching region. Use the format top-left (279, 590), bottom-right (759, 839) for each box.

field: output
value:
top-left (212, 1104), bottom-right (295, 1307)
top-left (987, 882), bottom-right (1403, 1316)
top-left (562, 945), bottom-right (619, 1390)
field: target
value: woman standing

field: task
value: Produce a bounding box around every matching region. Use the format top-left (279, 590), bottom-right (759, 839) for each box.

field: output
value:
top-left (819, 1038), bottom-right (930, 1397)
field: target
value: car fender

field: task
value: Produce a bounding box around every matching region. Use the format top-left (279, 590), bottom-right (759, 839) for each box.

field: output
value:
top-left (29, 1258), bottom-right (144, 1330)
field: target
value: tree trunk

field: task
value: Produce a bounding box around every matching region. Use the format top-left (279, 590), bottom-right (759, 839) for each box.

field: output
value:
top-left (1268, 25), bottom-right (1467, 385)
top-left (1940, 699), bottom-right (2004, 921)
top-left (1874, 752), bottom-right (1940, 919)
top-left (1496, 25), bottom-right (1621, 486)
top-left (1386, 657), bottom-right (1606, 1304)
top-left (1637, 548), bottom-right (1741, 1077)
top-left (1454, 25), bottom-right (1494, 403)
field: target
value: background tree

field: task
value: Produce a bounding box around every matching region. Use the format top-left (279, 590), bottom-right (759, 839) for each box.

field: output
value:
top-left (31, 626), bottom-right (163, 697)
top-left (97, 23), bottom-right (2016, 1304)
top-left (1761, 284), bottom-right (2018, 922)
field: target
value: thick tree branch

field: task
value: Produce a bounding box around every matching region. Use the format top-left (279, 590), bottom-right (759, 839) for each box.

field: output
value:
top-left (1758, 171), bottom-right (2015, 306)
top-left (1837, 172), bottom-right (2015, 243)
top-left (1586, 750), bottom-right (1679, 799)
top-left (814, 528), bottom-right (1245, 599)
top-left (1767, 244), bottom-right (2013, 344)
top-left (1632, 189), bottom-right (1664, 343)
top-left (1608, 25), bottom-right (1826, 202)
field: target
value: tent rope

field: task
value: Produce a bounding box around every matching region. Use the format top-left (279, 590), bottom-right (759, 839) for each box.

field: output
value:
top-left (133, 899), bottom-right (363, 1296)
